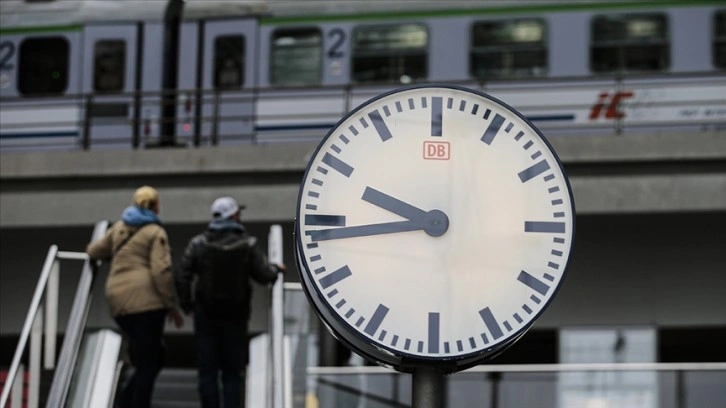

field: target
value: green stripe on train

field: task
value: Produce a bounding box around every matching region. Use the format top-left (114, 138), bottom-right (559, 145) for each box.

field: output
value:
top-left (0, 24), bottom-right (83, 35)
top-left (260, 0), bottom-right (724, 25)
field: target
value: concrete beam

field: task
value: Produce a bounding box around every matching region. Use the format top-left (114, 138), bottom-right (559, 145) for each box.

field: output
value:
top-left (2, 131), bottom-right (725, 179)
top-left (2, 131), bottom-right (725, 227)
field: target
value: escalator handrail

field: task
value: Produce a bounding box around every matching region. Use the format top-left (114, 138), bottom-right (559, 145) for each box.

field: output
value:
top-left (0, 245), bottom-right (59, 407)
top-left (45, 220), bottom-right (109, 408)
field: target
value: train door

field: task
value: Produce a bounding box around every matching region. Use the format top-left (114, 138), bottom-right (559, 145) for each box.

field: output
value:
top-left (81, 24), bottom-right (138, 148)
top-left (200, 19), bottom-right (258, 145)
top-left (0, 28), bottom-right (82, 151)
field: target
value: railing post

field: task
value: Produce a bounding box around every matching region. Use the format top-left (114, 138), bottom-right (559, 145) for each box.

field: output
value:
top-left (82, 94), bottom-right (93, 150)
top-left (269, 225), bottom-right (284, 408)
top-left (44, 259), bottom-right (59, 369)
top-left (0, 245), bottom-right (58, 408)
top-left (29, 307), bottom-right (43, 408)
top-left (211, 90), bottom-right (221, 146)
top-left (10, 364), bottom-right (23, 408)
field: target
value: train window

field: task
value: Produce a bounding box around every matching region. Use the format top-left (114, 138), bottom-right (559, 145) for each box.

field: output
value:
top-left (271, 28), bottom-right (322, 86)
top-left (214, 35), bottom-right (245, 89)
top-left (470, 19), bottom-right (547, 79)
top-left (18, 37), bottom-right (69, 95)
top-left (715, 11), bottom-right (726, 69)
top-left (352, 23), bottom-right (427, 84)
top-left (93, 40), bottom-right (126, 92)
top-left (591, 14), bottom-right (669, 73)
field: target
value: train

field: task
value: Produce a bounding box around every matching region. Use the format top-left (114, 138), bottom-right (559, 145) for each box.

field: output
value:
top-left (0, 0), bottom-right (725, 151)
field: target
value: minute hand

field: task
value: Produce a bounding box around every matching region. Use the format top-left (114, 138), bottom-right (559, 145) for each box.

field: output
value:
top-left (307, 220), bottom-right (421, 242)
top-left (362, 187), bottom-right (428, 221)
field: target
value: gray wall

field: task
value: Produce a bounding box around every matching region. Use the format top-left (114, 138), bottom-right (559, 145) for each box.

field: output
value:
top-left (1, 212), bottom-right (724, 338)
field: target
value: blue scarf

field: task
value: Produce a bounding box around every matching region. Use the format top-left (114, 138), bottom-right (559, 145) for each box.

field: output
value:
top-left (121, 205), bottom-right (161, 226)
top-left (208, 218), bottom-right (245, 232)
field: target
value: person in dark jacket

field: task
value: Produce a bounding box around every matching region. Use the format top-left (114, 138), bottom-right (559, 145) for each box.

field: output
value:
top-left (175, 196), bottom-right (285, 408)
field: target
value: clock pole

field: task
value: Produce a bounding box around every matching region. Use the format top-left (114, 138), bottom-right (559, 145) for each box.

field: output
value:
top-left (412, 367), bottom-right (446, 408)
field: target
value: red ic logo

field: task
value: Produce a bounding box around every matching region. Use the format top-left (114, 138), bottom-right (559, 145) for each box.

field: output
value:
top-left (424, 141), bottom-right (450, 160)
top-left (589, 91), bottom-right (634, 120)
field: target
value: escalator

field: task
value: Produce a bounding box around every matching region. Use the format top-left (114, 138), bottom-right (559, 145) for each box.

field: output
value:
top-left (1, 221), bottom-right (288, 408)
top-left (0, 220), bottom-right (124, 408)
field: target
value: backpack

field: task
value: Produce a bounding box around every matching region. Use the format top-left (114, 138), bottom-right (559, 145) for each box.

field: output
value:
top-left (198, 238), bottom-right (252, 319)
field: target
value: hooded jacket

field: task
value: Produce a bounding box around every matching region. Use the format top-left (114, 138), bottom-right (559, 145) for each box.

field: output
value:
top-left (87, 206), bottom-right (178, 317)
top-left (175, 218), bottom-right (278, 318)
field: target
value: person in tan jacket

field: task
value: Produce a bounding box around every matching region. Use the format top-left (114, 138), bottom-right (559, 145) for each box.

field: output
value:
top-left (87, 186), bottom-right (183, 408)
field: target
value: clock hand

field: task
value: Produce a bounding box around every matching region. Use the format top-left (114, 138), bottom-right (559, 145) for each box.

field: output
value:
top-left (307, 209), bottom-right (449, 242)
top-left (361, 187), bottom-right (428, 222)
top-left (307, 220), bottom-right (420, 242)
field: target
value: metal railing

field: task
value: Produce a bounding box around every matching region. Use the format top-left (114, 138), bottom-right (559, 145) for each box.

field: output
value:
top-left (0, 220), bottom-right (109, 408)
top-left (307, 363), bottom-right (726, 408)
top-left (1, 72), bottom-right (725, 152)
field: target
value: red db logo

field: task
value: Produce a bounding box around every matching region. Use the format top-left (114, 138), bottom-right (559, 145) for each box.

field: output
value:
top-left (424, 141), bottom-right (450, 160)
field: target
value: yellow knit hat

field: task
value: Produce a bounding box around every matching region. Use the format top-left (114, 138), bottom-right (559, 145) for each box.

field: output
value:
top-left (133, 186), bottom-right (159, 209)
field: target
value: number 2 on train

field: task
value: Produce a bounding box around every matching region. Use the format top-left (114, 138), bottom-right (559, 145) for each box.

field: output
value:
top-left (0, 42), bottom-right (16, 71)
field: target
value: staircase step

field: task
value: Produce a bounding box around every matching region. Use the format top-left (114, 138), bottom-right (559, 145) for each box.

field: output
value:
top-left (152, 368), bottom-right (200, 408)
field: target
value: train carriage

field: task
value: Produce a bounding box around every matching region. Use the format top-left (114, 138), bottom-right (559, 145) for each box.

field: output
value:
top-left (0, 0), bottom-right (724, 151)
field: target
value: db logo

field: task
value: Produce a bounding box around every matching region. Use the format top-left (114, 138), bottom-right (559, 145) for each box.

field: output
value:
top-left (423, 141), bottom-right (450, 160)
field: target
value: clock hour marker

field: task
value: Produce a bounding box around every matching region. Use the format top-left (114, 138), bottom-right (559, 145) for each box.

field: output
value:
top-left (456, 340), bottom-right (463, 352)
top-left (431, 97), bottom-right (442, 136)
top-left (428, 312), bottom-right (440, 353)
top-left (517, 270), bottom-right (550, 296)
top-left (525, 221), bottom-right (566, 233)
top-left (318, 265), bottom-right (352, 289)
top-left (364, 304), bottom-right (389, 336)
top-left (479, 307), bottom-right (504, 340)
top-left (321, 153), bottom-right (353, 177)
top-left (481, 113), bottom-right (505, 145)
top-left (369, 110), bottom-right (393, 141)
top-left (518, 159), bottom-right (551, 182)
top-left (404, 338), bottom-right (411, 350)
top-left (305, 214), bottom-right (346, 226)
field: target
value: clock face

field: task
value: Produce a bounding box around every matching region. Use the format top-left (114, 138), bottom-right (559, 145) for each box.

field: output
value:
top-left (294, 85), bottom-right (574, 372)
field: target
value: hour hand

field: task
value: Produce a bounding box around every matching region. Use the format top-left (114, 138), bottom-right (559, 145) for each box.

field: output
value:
top-left (361, 187), bottom-right (427, 221)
